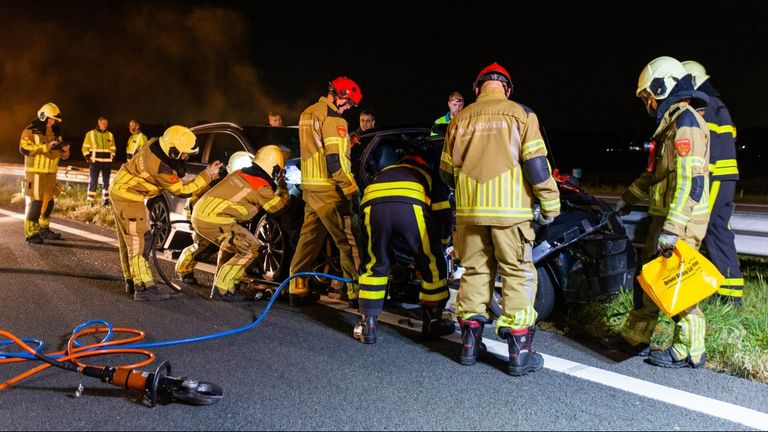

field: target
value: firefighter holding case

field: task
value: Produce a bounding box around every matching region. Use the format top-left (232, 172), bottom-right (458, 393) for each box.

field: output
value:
top-left (441, 63), bottom-right (560, 377)
top-left (354, 149), bottom-right (454, 344)
top-left (175, 146), bottom-right (290, 302)
top-left (610, 56), bottom-right (711, 369)
top-left (108, 125), bottom-right (222, 301)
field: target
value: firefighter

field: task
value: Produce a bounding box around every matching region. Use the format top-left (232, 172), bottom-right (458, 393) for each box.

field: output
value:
top-left (440, 63), bottom-right (560, 376)
top-left (354, 148), bottom-right (454, 344)
top-left (19, 103), bottom-right (70, 243)
top-left (82, 116), bottom-right (116, 206)
top-left (176, 146), bottom-right (290, 301)
top-left (682, 60), bottom-right (744, 307)
top-left (126, 119), bottom-right (148, 160)
top-left (175, 150), bottom-right (254, 285)
top-left (288, 77), bottom-right (364, 307)
top-left (611, 56), bottom-right (711, 368)
top-left (108, 125), bottom-right (222, 301)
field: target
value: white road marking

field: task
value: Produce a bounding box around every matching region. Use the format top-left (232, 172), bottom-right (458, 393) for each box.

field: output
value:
top-left (2, 207), bottom-right (767, 429)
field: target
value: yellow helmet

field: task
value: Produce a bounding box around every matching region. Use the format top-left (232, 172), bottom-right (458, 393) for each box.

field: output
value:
top-left (681, 60), bottom-right (710, 89)
top-left (253, 145), bottom-right (285, 178)
top-left (159, 125), bottom-right (198, 159)
top-left (636, 56), bottom-right (687, 100)
top-left (38, 102), bottom-right (62, 122)
top-left (227, 150), bottom-right (255, 173)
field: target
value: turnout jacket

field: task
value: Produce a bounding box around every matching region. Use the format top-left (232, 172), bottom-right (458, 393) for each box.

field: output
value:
top-left (19, 120), bottom-right (69, 174)
top-left (440, 86), bottom-right (560, 226)
top-left (192, 164), bottom-right (290, 225)
top-left (698, 81), bottom-right (738, 181)
top-left (82, 128), bottom-right (116, 162)
top-left (109, 139), bottom-right (213, 202)
top-left (297, 97), bottom-right (358, 198)
top-left (625, 78), bottom-right (711, 236)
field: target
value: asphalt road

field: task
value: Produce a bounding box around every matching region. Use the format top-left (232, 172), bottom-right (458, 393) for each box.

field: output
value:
top-left (1, 205), bottom-right (767, 431)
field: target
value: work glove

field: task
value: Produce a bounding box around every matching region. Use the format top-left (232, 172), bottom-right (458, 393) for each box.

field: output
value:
top-left (657, 230), bottom-right (679, 258)
top-left (205, 161), bottom-right (223, 180)
top-left (276, 176), bottom-right (289, 197)
top-left (614, 198), bottom-right (632, 216)
top-left (536, 212), bottom-right (555, 226)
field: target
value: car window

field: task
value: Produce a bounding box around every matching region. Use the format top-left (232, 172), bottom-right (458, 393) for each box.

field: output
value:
top-left (242, 126), bottom-right (300, 160)
top-left (207, 132), bottom-right (247, 165)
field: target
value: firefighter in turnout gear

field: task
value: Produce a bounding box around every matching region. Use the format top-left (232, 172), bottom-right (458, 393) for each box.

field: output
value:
top-left (82, 117), bottom-right (116, 206)
top-left (19, 103), bottom-right (69, 243)
top-left (611, 56), bottom-right (711, 368)
top-left (175, 146), bottom-right (289, 301)
top-left (441, 63), bottom-right (560, 376)
top-left (108, 125), bottom-right (222, 301)
top-left (354, 150), bottom-right (454, 344)
top-left (288, 77), bottom-right (364, 307)
top-left (682, 60), bottom-right (744, 307)
top-left (174, 150), bottom-right (254, 286)
top-left (126, 119), bottom-right (148, 160)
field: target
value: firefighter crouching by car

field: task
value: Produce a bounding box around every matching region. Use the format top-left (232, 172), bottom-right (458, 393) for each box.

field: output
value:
top-left (108, 125), bottom-right (222, 301)
top-left (682, 60), bottom-right (744, 307)
top-left (354, 150), bottom-right (454, 344)
top-left (19, 103), bottom-right (69, 243)
top-left (609, 56), bottom-right (711, 369)
top-left (441, 63), bottom-right (560, 376)
top-left (176, 146), bottom-right (289, 301)
top-left (288, 76), bottom-right (364, 307)
top-left (174, 150), bottom-right (254, 285)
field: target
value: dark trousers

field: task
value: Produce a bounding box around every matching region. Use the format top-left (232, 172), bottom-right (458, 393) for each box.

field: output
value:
top-left (702, 180), bottom-right (744, 301)
top-left (358, 202), bottom-right (448, 316)
top-left (88, 162), bottom-right (112, 201)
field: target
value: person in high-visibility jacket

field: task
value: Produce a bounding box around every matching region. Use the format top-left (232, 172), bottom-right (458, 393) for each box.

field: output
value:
top-left (176, 146), bottom-right (290, 302)
top-left (682, 60), bottom-right (744, 307)
top-left (611, 56), bottom-right (711, 369)
top-left (441, 63), bottom-right (560, 376)
top-left (288, 76), bottom-right (364, 307)
top-left (354, 151), bottom-right (454, 344)
top-left (19, 103), bottom-right (69, 243)
top-left (174, 150), bottom-right (254, 285)
top-left (126, 119), bottom-right (148, 160)
top-left (82, 116), bottom-right (116, 206)
top-left (108, 125), bottom-right (222, 301)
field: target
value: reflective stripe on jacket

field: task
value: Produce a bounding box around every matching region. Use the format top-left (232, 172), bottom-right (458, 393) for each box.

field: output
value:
top-left (19, 122), bottom-right (69, 174)
top-left (126, 132), bottom-right (148, 156)
top-left (82, 129), bottom-right (116, 162)
top-left (698, 81), bottom-right (738, 181)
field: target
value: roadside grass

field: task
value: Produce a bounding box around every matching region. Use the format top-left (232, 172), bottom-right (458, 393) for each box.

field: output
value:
top-left (1, 176), bottom-right (766, 383)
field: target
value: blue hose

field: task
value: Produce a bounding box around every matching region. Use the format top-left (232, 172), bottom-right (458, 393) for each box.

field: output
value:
top-left (1, 272), bottom-right (352, 360)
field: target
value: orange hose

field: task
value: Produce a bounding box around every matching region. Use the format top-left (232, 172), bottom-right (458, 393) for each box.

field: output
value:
top-left (0, 327), bottom-right (156, 391)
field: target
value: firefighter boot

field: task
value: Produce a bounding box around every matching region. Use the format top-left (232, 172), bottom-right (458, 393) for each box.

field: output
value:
top-left (288, 277), bottom-right (319, 307)
top-left (38, 227), bottom-right (62, 240)
top-left (422, 306), bottom-right (455, 338)
top-left (125, 279), bottom-right (135, 294)
top-left (647, 348), bottom-right (707, 369)
top-left (459, 317), bottom-right (487, 366)
top-left (134, 285), bottom-right (170, 301)
top-left (26, 234), bottom-right (44, 244)
top-left (353, 315), bottom-right (377, 344)
top-left (500, 327), bottom-right (544, 376)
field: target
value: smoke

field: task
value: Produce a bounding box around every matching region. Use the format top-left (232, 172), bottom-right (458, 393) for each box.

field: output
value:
top-left (0, 4), bottom-right (308, 162)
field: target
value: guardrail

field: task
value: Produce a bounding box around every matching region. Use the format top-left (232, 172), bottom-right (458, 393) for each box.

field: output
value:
top-left (1, 164), bottom-right (765, 256)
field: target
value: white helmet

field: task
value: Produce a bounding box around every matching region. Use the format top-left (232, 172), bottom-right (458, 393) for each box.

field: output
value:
top-left (226, 151), bottom-right (254, 173)
top-left (636, 56), bottom-right (687, 100)
top-left (681, 60), bottom-right (710, 89)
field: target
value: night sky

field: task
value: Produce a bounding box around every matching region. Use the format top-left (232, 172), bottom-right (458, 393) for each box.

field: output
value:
top-left (2, 1), bottom-right (767, 179)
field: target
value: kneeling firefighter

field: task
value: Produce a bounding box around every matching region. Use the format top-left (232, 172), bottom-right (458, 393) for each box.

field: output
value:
top-left (108, 125), bottom-right (222, 301)
top-left (354, 150), bottom-right (454, 344)
top-left (610, 56), bottom-right (711, 369)
top-left (174, 151), bottom-right (254, 285)
top-left (176, 146), bottom-right (290, 301)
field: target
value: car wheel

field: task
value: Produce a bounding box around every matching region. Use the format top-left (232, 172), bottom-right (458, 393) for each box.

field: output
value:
top-left (310, 238), bottom-right (342, 291)
top-left (147, 197), bottom-right (171, 251)
top-left (490, 265), bottom-right (556, 322)
top-left (248, 214), bottom-right (286, 281)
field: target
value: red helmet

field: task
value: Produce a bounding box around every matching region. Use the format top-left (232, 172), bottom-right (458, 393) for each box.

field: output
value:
top-left (330, 76), bottom-right (363, 106)
top-left (473, 62), bottom-right (512, 91)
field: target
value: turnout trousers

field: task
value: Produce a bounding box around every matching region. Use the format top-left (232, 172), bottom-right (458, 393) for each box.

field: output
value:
top-left (358, 202), bottom-right (448, 316)
top-left (455, 221), bottom-right (538, 334)
top-left (23, 172), bottom-right (57, 238)
top-left (703, 180), bottom-right (744, 302)
top-left (621, 216), bottom-right (709, 363)
top-left (109, 191), bottom-right (154, 287)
